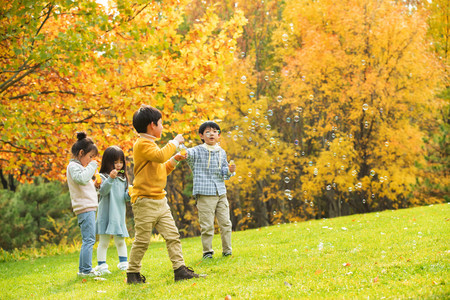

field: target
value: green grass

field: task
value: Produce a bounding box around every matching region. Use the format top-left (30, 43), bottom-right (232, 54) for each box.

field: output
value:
top-left (1, 204), bottom-right (449, 299)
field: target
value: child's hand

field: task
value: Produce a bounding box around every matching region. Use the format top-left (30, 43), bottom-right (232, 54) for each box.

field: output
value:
top-left (174, 152), bottom-right (187, 161)
top-left (110, 169), bottom-right (118, 179)
top-left (174, 134), bottom-right (185, 144)
top-left (229, 160), bottom-right (236, 173)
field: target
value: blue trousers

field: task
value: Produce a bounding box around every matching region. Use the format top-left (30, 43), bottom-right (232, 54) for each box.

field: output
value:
top-left (77, 211), bottom-right (96, 273)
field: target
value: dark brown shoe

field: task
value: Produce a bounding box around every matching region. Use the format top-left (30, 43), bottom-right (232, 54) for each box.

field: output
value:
top-left (174, 266), bottom-right (203, 281)
top-left (127, 272), bottom-right (146, 284)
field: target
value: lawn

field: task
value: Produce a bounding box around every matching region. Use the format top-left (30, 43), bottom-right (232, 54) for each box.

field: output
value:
top-left (0, 204), bottom-right (449, 299)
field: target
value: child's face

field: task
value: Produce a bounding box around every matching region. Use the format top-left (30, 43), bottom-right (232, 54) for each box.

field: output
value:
top-left (114, 160), bottom-right (124, 171)
top-left (200, 127), bottom-right (220, 146)
top-left (148, 118), bottom-right (163, 138)
top-left (79, 150), bottom-right (96, 167)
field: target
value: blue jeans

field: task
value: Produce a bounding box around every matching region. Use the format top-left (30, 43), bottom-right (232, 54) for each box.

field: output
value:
top-left (77, 211), bottom-right (96, 273)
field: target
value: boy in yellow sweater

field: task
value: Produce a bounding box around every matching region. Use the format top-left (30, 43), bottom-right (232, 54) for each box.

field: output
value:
top-left (127, 105), bottom-right (204, 284)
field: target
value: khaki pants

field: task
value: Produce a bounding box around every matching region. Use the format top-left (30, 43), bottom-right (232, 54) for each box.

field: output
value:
top-left (196, 194), bottom-right (232, 255)
top-left (127, 197), bottom-right (184, 273)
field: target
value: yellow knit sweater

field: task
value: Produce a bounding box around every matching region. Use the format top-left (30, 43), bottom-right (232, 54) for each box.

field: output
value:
top-left (131, 136), bottom-right (176, 203)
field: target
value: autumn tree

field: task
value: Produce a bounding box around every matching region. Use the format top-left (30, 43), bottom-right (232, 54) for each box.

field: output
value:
top-left (0, 0), bottom-right (246, 189)
top-left (275, 0), bottom-right (445, 216)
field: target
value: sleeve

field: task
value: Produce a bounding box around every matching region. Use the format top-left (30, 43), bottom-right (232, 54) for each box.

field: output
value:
top-left (68, 161), bottom-right (98, 185)
top-left (137, 139), bottom-right (176, 163)
top-left (165, 160), bottom-right (176, 175)
top-left (98, 175), bottom-right (114, 196)
top-left (221, 150), bottom-right (234, 180)
top-left (185, 147), bottom-right (195, 168)
top-left (124, 182), bottom-right (131, 202)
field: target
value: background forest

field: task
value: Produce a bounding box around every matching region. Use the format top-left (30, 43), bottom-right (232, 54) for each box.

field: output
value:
top-left (0, 0), bottom-right (448, 252)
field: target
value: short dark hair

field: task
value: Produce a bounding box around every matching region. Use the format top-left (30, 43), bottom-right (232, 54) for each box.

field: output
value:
top-left (132, 105), bottom-right (162, 133)
top-left (71, 132), bottom-right (98, 158)
top-left (199, 121), bottom-right (221, 142)
top-left (99, 145), bottom-right (129, 184)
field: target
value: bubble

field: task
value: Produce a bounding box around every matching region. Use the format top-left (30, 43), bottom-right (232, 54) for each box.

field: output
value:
top-left (352, 170), bottom-right (357, 176)
top-left (286, 117), bottom-right (291, 123)
top-left (309, 94), bottom-right (314, 100)
top-left (227, 131), bottom-right (231, 138)
top-left (273, 211), bottom-right (277, 216)
top-left (296, 106), bottom-right (303, 113)
top-left (335, 115), bottom-right (339, 121)
top-left (284, 167), bottom-right (289, 173)
top-left (348, 187), bottom-right (353, 192)
top-left (342, 155), bottom-right (346, 160)
top-left (380, 108), bottom-right (383, 113)
top-left (284, 189), bottom-right (291, 196)
top-left (309, 161), bottom-right (313, 167)
top-left (294, 139), bottom-right (299, 146)
top-left (301, 151), bottom-right (305, 156)
top-left (294, 115), bottom-right (300, 122)
top-left (241, 52), bottom-right (246, 58)
top-left (267, 109), bottom-right (273, 117)
top-left (362, 103), bottom-right (369, 111)
top-left (247, 108), bottom-right (252, 114)
top-left (247, 213), bottom-right (251, 218)
top-left (385, 141), bottom-right (389, 147)
top-left (371, 193), bottom-right (375, 198)
top-left (271, 169), bottom-right (275, 175)
top-left (264, 75), bottom-right (269, 81)
top-left (326, 185), bottom-right (331, 190)
top-left (276, 96), bottom-right (283, 103)
top-left (313, 168), bottom-right (318, 176)
top-left (282, 33), bottom-right (289, 42)
top-left (244, 116), bottom-right (249, 122)
top-left (233, 135), bottom-right (238, 141)
top-left (362, 199), bottom-right (366, 203)
top-left (370, 170), bottom-right (375, 176)
top-left (248, 172), bottom-right (252, 177)
top-left (266, 124), bottom-right (271, 130)
top-left (270, 137), bottom-right (276, 145)
top-left (364, 121), bottom-right (369, 128)
top-left (240, 75), bottom-right (247, 84)
top-left (219, 97), bottom-right (225, 102)
top-left (287, 194), bottom-right (293, 201)
top-left (361, 59), bottom-right (366, 65)
top-left (270, 70), bottom-right (275, 76)
top-left (255, 111), bottom-right (261, 118)
top-left (284, 177), bottom-right (290, 183)
top-left (331, 133), bottom-right (336, 139)
top-left (340, 165), bottom-right (345, 170)
top-left (238, 176), bottom-right (242, 182)
top-left (249, 91), bottom-right (255, 98)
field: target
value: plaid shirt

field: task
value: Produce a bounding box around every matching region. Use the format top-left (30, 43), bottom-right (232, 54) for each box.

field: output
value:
top-left (186, 144), bottom-right (234, 196)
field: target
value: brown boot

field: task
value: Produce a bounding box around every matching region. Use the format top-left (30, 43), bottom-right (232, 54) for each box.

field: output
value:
top-left (174, 266), bottom-right (204, 281)
top-left (127, 272), bottom-right (146, 284)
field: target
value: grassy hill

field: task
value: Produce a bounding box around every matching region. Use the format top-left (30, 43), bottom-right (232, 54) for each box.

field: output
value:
top-left (1, 204), bottom-right (449, 299)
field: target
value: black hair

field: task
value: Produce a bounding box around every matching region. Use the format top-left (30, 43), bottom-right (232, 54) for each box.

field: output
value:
top-left (132, 105), bottom-right (162, 133)
top-left (199, 121), bottom-right (221, 143)
top-left (71, 132), bottom-right (98, 159)
top-left (99, 146), bottom-right (129, 184)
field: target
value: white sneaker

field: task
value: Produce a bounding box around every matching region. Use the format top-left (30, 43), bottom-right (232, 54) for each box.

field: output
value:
top-left (117, 261), bottom-right (128, 270)
top-left (93, 264), bottom-right (111, 275)
top-left (77, 269), bottom-right (101, 277)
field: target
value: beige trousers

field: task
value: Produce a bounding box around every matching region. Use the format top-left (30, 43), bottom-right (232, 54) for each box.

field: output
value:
top-left (127, 197), bottom-right (184, 273)
top-left (196, 194), bottom-right (232, 255)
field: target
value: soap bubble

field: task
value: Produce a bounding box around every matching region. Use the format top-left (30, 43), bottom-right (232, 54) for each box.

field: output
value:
top-left (294, 139), bottom-right (299, 146)
top-left (362, 103), bottom-right (369, 111)
top-left (308, 161), bottom-right (313, 166)
top-left (264, 75), bottom-right (269, 81)
top-left (361, 59), bottom-right (366, 66)
top-left (247, 213), bottom-right (251, 218)
top-left (240, 75), bottom-right (247, 84)
top-left (313, 168), bottom-right (318, 176)
top-left (284, 177), bottom-right (290, 183)
top-left (326, 185), bottom-right (331, 190)
top-left (266, 124), bottom-right (271, 130)
top-left (284, 189), bottom-right (291, 196)
top-left (248, 172), bottom-right (252, 177)
top-left (309, 94), bottom-right (314, 100)
top-left (294, 115), bottom-right (300, 122)
top-left (271, 169), bottom-right (275, 175)
top-left (284, 167), bottom-right (289, 173)
top-left (249, 91), bottom-right (255, 98)
top-left (370, 170), bottom-right (375, 176)
top-left (276, 96), bottom-right (283, 103)
top-left (282, 33), bottom-right (288, 42)
top-left (385, 141), bottom-right (389, 147)
top-left (247, 108), bottom-right (252, 114)
top-left (267, 109), bottom-right (273, 117)
top-left (286, 117), bottom-right (291, 123)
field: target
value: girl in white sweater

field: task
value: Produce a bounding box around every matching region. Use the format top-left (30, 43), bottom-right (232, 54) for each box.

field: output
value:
top-left (66, 132), bottom-right (99, 276)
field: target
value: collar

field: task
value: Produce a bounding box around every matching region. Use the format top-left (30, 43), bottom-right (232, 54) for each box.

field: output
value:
top-left (201, 143), bottom-right (221, 152)
top-left (140, 133), bottom-right (157, 141)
